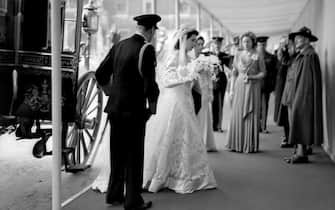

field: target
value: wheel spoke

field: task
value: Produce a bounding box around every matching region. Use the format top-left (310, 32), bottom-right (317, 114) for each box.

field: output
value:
top-left (81, 131), bottom-right (89, 157)
top-left (77, 130), bottom-right (83, 163)
top-left (86, 79), bottom-right (96, 98)
top-left (78, 79), bottom-right (90, 115)
top-left (68, 128), bottom-right (78, 148)
top-left (84, 128), bottom-right (94, 144)
top-left (82, 79), bottom-right (96, 112)
top-left (80, 87), bottom-right (87, 112)
top-left (85, 90), bottom-right (99, 113)
top-left (86, 105), bottom-right (99, 117)
top-left (66, 125), bottom-right (76, 140)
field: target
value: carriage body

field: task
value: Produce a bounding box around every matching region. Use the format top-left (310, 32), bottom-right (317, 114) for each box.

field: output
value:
top-left (0, 0), bottom-right (105, 172)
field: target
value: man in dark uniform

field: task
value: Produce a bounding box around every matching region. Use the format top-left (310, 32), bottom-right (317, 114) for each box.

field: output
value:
top-left (256, 36), bottom-right (278, 133)
top-left (95, 14), bottom-right (161, 210)
top-left (210, 36), bottom-right (231, 132)
top-left (274, 35), bottom-right (292, 148)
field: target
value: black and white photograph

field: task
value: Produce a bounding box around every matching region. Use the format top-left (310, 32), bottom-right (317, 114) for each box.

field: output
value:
top-left (0, 0), bottom-right (335, 210)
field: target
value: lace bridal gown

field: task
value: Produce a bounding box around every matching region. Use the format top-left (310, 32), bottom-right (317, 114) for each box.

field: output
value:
top-left (143, 51), bottom-right (217, 194)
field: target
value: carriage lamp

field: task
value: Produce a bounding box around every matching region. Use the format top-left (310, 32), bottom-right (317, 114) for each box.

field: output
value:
top-left (82, 0), bottom-right (99, 70)
top-left (83, 0), bottom-right (99, 35)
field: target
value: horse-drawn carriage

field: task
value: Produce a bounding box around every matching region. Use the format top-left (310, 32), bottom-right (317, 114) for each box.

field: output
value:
top-left (0, 0), bottom-right (105, 172)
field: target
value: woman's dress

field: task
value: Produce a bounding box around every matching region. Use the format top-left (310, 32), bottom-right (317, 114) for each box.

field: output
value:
top-left (226, 51), bottom-right (265, 153)
top-left (197, 71), bottom-right (217, 151)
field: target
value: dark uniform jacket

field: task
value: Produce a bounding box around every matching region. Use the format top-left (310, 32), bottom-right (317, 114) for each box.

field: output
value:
top-left (273, 53), bottom-right (290, 125)
top-left (95, 34), bottom-right (159, 114)
top-left (261, 52), bottom-right (278, 93)
top-left (214, 52), bottom-right (231, 90)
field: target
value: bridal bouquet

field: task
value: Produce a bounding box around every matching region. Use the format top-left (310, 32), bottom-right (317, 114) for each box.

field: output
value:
top-left (192, 54), bottom-right (222, 80)
top-left (175, 53), bottom-right (222, 82)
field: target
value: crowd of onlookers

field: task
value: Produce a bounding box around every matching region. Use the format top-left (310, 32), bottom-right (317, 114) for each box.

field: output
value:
top-left (193, 26), bottom-right (323, 164)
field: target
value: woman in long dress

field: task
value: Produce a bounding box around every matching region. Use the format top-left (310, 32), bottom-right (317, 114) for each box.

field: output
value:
top-left (197, 70), bottom-right (217, 152)
top-left (143, 27), bottom-right (217, 194)
top-left (226, 31), bottom-right (266, 153)
top-left (193, 36), bottom-right (217, 152)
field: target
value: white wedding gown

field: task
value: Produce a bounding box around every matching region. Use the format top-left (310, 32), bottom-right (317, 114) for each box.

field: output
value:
top-left (91, 122), bottom-right (110, 193)
top-left (143, 51), bottom-right (217, 194)
top-left (197, 72), bottom-right (217, 151)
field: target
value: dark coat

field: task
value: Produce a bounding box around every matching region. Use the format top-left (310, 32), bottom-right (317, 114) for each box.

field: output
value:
top-left (281, 54), bottom-right (298, 107)
top-left (261, 52), bottom-right (278, 94)
top-left (95, 34), bottom-right (159, 114)
top-left (273, 55), bottom-right (289, 125)
top-left (289, 45), bottom-right (323, 145)
top-left (213, 52), bottom-right (230, 91)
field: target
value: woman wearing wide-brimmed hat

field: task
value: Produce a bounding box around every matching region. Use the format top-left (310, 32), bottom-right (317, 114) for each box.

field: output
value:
top-left (284, 26), bottom-right (323, 164)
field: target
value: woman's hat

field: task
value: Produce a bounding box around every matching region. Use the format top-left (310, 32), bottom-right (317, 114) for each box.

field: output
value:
top-left (290, 26), bottom-right (318, 42)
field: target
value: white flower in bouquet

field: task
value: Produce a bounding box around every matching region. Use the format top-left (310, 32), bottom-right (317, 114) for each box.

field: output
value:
top-left (251, 53), bottom-right (259, 61)
top-left (176, 62), bottom-right (201, 82)
top-left (193, 54), bottom-right (222, 80)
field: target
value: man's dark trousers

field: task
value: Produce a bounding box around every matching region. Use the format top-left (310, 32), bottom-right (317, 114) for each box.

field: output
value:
top-left (107, 112), bottom-right (145, 209)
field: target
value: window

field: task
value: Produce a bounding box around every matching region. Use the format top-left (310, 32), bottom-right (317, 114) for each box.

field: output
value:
top-left (0, 0), bottom-right (7, 15)
top-left (180, 1), bottom-right (191, 15)
top-left (143, 0), bottom-right (153, 13)
top-left (63, 0), bottom-right (78, 53)
top-left (115, 0), bottom-right (128, 15)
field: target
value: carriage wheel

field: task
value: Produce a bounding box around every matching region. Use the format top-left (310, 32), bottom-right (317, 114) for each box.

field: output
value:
top-left (65, 71), bottom-right (104, 172)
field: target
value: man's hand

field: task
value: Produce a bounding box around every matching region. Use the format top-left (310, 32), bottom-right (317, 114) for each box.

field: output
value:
top-left (148, 101), bottom-right (157, 114)
top-left (144, 109), bottom-right (152, 122)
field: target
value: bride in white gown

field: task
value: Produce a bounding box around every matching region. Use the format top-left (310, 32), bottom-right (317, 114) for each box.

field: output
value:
top-left (142, 27), bottom-right (217, 194)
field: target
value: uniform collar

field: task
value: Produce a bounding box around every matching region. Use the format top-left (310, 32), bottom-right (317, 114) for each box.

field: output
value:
top-left (134, 33), bottom-right (147, 43)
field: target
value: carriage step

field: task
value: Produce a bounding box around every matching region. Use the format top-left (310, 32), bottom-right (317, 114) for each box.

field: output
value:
top-left (62, 147), bottom-right (75, 154)
top-left (0, 115), bottom-right (17, 125)
top-left (65, 164), bottom-right (90, 173)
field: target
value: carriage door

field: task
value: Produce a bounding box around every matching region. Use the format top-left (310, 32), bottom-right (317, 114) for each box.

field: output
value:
top-left (12, 0), bottom-right (78, 121)
top-left (0, 0), bottom-right (15, 115)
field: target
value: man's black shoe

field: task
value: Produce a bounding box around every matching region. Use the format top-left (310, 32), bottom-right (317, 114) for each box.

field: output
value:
top-left (306, 147), bottom-right (313, 155)
top-left (126, 201), bottom-right (153, 210)
top-left (106, 198), bottom-right (124, 206)
top-left (280, 142), bottom-right (294, 148)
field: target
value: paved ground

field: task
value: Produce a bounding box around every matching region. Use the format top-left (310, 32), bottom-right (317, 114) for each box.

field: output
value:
top-left (0, 120), bottom-right (108, 210)
top-left (63, 99), bottom-right (335, 210)
top-left (1, 95), bottom-right (334, 210)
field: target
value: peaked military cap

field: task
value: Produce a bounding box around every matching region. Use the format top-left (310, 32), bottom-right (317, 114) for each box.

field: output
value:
top-left (232, 36), bottom-right (239, 45)
top-left (133, 14), bottom-right (161, 29)
top-left (288, 33), bottom-right (295, 41)
top-left (256, 36), bottom-right (269, 43)
top-left (212, 36), bottom-right (224, 42)
top-left (290, 26), bottom-right (318, 42)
